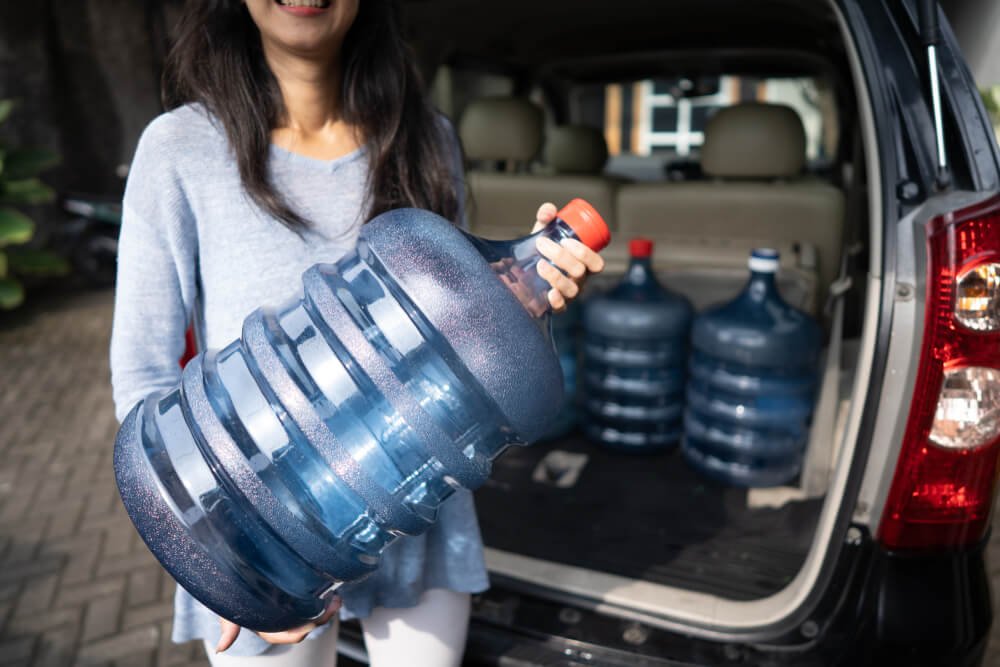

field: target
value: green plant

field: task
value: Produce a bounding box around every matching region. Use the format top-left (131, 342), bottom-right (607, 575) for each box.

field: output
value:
top-left (0, 99), bottom-right (69, 309)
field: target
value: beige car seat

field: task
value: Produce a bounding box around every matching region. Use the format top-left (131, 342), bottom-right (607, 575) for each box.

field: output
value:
top-left (613, 102), bottom-right (844, 311)
top-left (460, 97), bottom-right (617, 239)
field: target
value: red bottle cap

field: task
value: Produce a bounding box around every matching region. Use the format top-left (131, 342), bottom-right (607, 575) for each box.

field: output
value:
top-left (556, 199), bottom-right (611, 252)
top-left (629, 238), bottom-right (653, 258)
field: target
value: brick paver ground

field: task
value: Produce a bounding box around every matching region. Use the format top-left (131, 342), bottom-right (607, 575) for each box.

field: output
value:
top-left (1, 283), bottom-right (999, 666)
top-left (0, 286), bottom-right (209, 667)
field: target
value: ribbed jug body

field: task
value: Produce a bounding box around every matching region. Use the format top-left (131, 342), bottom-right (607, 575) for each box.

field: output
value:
top-left (682, 249), bottom-right (822, 487)
top-left (582, 239), bottom-right (692, 451)
top-left (113, 202), bottom-right (610, 631)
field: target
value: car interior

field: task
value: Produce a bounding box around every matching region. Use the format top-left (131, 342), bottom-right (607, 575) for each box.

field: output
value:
top-left (399, 0), bottom-right (877, 634)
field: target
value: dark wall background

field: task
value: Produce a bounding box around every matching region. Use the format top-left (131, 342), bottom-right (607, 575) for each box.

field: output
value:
top-left (0, 0), bottom-right (182, 229)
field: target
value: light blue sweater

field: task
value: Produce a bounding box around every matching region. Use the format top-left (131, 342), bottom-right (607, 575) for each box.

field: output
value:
top-left (110, 104), bottom-right (489, 656)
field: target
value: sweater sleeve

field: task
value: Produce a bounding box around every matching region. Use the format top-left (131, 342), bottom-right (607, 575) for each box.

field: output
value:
top-left (110, 114), bottom-right (200, 423)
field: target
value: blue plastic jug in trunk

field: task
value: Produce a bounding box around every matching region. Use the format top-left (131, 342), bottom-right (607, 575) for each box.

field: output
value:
top-left (683, 248), bottom-right (821, 487)
top-left (582, 238), bottom-right (692, 451)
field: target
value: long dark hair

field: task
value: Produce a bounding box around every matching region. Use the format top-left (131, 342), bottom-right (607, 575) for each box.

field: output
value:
top-left (162, 0), bottom-right (460, 231)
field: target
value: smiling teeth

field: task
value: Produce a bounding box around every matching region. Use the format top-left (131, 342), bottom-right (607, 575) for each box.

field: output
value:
top-left (279, 0), bottom-right (329, 7)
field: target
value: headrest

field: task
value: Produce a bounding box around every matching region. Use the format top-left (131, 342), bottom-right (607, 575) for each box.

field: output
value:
top-left (543, 126), bottom-right (609, 174)
top-left (459, 97), bottom-right (543, 162)
top-left (700, 103), bottom-right (806, 179)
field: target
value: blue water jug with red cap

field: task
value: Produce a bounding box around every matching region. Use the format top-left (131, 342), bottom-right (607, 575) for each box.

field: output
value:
top-left (682, 248), bottom-right (822, 487)
top-left (582, 238), bottom-right (693, 451)
top-left (113, 200), bottom-right (610, 631)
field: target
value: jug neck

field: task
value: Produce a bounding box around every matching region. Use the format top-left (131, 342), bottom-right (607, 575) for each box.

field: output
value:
top-left (624, 255), bottom-right (655, 286)
top-left (468, 217), bottom-right (583, 320)
top-left (464, 199), bottom-right (611, 321)
top-left (745, 249), bottom-right (781, 303)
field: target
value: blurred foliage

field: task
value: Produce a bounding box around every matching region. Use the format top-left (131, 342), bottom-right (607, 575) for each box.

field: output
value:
top-left (0, 99), bottom-right (69, 309)
top-left (981, 85), bottom-right (1000, 147)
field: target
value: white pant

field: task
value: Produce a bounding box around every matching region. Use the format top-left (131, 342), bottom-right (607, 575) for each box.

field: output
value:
top-left (205, 589), bottom-right (471, 667)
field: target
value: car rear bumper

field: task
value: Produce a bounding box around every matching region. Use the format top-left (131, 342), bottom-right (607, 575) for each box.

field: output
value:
top-left (453, 531), bottom-right (991, 666)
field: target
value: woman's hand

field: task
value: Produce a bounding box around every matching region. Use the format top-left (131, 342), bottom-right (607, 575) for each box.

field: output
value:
top-left (215, 596), bottom-right (342, 653)
top-left (533, 202), bottom-right (606, 313)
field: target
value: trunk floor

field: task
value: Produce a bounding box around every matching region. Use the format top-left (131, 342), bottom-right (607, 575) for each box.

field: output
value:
top-left (475, 433), bottom-right (824, 602)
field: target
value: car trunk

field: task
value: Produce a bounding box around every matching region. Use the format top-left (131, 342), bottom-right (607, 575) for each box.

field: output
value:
top-left (474, 262), bottom-right (865, 605)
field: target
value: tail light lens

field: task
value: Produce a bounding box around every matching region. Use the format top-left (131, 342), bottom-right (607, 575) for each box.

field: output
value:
top-left (930, 366), bottom-right (1000, 449)
top-left (878, 195), bottom-right (1000, 551)
top-left (955, 262), bottom-right (1000, 330)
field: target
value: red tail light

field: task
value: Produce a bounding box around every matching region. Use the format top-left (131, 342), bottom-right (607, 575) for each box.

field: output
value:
top-left (878, 195), bottom-right (1000, 551)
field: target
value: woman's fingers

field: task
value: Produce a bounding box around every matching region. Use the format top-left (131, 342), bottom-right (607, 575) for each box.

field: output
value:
top-left (254, 597), bottom-right (339, 645)
top-left (547, 288), bottom-right (568, 313)
top-left (531, 202), bottom-right (558, 233)
top-left (216, 619), bottom-right (242, 653)
top-left (216, 596), bottom-right (342, 653)
top-left (256, 626), bottom-right (316, 645)
top-left (536, 235), bottom-right (606, 281)
top-left (561, 238), bottom-right (606, 275)
top-left (529, 205), bottom-right (606, 273)
top-left (536, 258), bottom-right (580, 299)
top-left (536, 237), bottom-right (587, 280)
top-left (536, 258), bottom-right (579, 314)
top-left (319, 595), bottom-right (343, 622)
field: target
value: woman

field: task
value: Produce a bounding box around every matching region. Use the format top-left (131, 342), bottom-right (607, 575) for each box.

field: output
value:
top-left (110, 0), bottom-right (604, 664)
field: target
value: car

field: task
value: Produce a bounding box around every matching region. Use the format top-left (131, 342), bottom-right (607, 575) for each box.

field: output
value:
top-left (331, 0), bottom-right (1000, 665)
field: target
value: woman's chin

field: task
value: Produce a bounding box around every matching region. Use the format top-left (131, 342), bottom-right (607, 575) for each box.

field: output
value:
top-left (266, 33), bottom-right (344, 62)
top-left (246, 0), bottom-right (357, 60)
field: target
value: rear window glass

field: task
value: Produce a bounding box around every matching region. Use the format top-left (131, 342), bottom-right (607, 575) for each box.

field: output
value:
top-left (572, 75), bottom-right (838, 182)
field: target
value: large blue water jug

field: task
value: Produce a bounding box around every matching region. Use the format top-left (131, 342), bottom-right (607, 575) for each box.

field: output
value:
top-left (113, 201), bottom-right (610, 631)
top-left (541, 303), bottom-right (582, 440)
top-left (582, 238), bottom-right (693, 451)
top-left (682, 248), bottom-right (822, 487)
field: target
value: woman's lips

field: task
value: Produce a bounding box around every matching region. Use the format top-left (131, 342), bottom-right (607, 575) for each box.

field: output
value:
top-left (274, 0), bottom-right (331, 15)
top-left (279, 6), bottom-right (327, 15)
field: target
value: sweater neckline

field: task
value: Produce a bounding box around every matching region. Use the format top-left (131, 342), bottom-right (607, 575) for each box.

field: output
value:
top-left (269, 142), bottom-right (367, 173)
